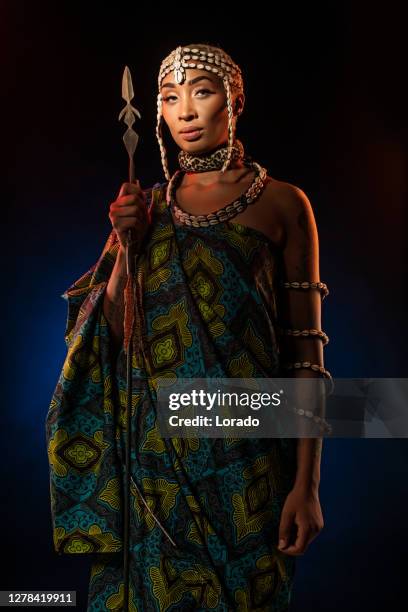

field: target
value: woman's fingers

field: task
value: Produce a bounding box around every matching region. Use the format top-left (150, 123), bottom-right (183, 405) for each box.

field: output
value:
top-left (109, 180), bottom-right (150, 250)
top-left (118, 180), bottom-right (146, 200)
top-left (278, 510), bottom-right (295, 551)
top-left (110, 204), bottom-right (145, 218)
top-left (281, 522), bottom-right (309, 556)
top-left (113, 184), bottom-right (147, 215)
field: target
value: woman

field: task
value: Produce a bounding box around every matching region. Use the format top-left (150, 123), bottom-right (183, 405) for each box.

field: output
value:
top-left (46, 43), bottom-right (331, 611)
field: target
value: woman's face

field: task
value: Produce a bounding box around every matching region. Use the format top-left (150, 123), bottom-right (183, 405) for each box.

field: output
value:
top-left (160, 68), bottom-right (242, 154)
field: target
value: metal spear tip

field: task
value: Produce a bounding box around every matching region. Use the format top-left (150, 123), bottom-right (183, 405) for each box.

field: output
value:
top-left (122, 65), bottom-right (134, 102)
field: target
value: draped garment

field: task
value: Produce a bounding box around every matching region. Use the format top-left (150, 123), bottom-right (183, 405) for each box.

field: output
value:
top-left (46, 182), bottom-right (298, 611)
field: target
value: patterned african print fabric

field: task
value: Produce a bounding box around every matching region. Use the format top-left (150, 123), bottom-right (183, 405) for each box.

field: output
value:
top-left (46, 182), bottom-right (298, 611)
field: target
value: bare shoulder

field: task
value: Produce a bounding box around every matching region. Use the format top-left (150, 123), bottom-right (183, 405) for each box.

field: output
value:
top-left (264, 176), bottom-right (313, 219)
top-left (263, 176), bottom-right (317, 247)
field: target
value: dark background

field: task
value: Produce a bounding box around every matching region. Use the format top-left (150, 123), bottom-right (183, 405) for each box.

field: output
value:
top-left (3, 2), bottom-right (408, 611)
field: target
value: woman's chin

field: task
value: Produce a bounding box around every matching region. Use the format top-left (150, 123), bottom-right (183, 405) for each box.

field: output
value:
top-left (179, 141), bottom-right (206, 154)
top-left (179, 139), bottom-right (223, 156)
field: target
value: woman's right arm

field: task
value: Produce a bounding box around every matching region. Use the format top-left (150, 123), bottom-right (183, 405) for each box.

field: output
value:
top-left (103, 245), bottom-right (127, 351)
top-left (102, 180), bottom-right (151, 352)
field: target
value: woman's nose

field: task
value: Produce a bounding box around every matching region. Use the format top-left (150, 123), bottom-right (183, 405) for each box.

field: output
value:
top-left (179, 96), bottom-right (197, 120)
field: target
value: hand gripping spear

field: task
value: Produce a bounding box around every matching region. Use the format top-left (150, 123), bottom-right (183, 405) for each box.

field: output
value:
top-left (118, 66), bottom-right (177, 612)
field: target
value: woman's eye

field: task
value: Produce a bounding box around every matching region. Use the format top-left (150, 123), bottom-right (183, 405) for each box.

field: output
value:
top-left (195, 89), bottom-right (212, 96)
top-left (163, 89), bottom-right (213, 103)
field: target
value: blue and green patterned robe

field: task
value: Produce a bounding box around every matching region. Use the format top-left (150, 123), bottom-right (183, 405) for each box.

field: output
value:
top-left (46, 182), bottom-right (298, 611)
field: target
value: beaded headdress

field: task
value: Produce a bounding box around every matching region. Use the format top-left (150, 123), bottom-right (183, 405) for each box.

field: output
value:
top-left (156, 44), bottom-right (244, 180)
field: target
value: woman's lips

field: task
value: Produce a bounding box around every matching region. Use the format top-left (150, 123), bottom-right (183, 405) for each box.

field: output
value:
top-left (180, 129), bottom-right (203, 141)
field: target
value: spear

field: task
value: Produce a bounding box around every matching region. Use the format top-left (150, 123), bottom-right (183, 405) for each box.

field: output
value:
top-left (118, 66), bottom-right (178, 611)
top-left (118, 65), bottom-right (141, 611)
top-left (119, 65), bottom-right (142, 267)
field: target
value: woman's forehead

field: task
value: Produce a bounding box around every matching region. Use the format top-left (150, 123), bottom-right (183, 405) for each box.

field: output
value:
top-left (161, 68), bottom-right (222, 89)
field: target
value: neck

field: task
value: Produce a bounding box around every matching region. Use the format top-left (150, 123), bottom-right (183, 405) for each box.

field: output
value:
top-left (184, 159), bottom-right (247, 185)
top-left (177, 139), bottom-right (246, 185)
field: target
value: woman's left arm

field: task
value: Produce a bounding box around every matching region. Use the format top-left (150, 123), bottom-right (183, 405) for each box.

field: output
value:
top-left (274, 184), bottom-right (328, 556)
